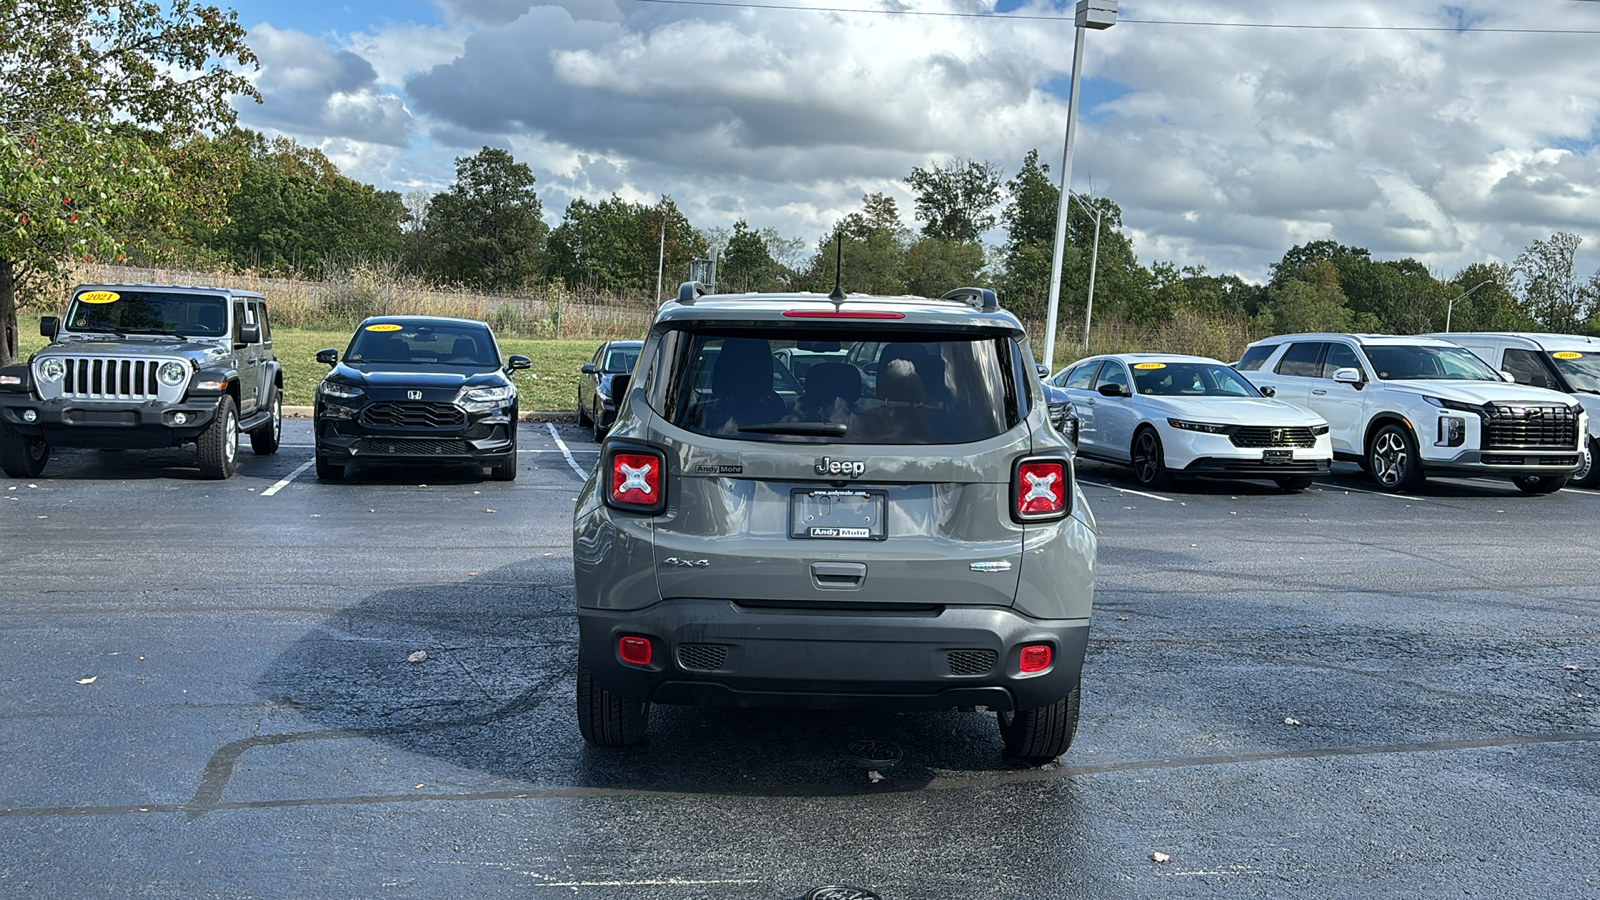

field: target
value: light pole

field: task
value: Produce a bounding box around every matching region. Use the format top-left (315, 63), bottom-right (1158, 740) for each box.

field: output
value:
top-left (1072, 190), bottom-right (1103, 355)
top-left (1444, 280), bottom-right (1490, 333)
top-left (1042, 0), bottom-right (1116, 375)
top-left (654, 201), bottom-right (668, 303)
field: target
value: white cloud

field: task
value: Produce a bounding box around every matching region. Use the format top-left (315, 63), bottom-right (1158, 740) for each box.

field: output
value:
top-left (238, 23), bottom-right (414, 147)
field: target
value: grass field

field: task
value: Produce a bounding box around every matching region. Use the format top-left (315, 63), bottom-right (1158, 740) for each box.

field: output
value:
top-left (14, 316), bottom-right (603, 413)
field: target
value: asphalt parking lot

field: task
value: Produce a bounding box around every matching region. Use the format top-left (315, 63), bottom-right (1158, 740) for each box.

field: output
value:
top-left (2, 422), bottom-right (1597, 899)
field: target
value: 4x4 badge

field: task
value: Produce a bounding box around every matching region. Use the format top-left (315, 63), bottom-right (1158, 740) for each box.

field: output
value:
top-left (815, 457), bottom-right (865, 478)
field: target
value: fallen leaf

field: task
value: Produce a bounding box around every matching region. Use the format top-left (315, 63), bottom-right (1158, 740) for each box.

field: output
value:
top-left (27, 484), bottom-right (38, 489)
top-left (76, 676), bottom-right (97, 685)
top-left (415, 784), bottom-right (425, 789)
top-left (485, 508), bottom-right (496, 513)
top-left (1561, 664), bottom-right (1582, 672)
top-left (1116, 616), bottom-right (1129, 621)
top-left (407, 650), bottom-right (428, 663)
top-left (1151, 852), bottom-right (1171, 863)
top-left (473, 491), bottom-right (481, 495)
top-left (1284, 717), bottom-right (1301, 726)
top-left (867, 770), bottom-right (886, 783)
top-left (36, 515), bottom-right (47, 519)
top-left (542, 552), bottom-right (553, 557)
top-left (309, 514), bottom-right (321, 518)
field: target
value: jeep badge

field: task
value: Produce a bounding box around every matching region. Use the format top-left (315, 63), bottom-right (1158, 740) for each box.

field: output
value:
top-left (814, 457), bottom-right (865, 478)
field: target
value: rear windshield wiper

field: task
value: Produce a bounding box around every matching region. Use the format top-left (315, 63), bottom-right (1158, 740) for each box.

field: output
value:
top-left (738, 422), bottom-right (848, 436)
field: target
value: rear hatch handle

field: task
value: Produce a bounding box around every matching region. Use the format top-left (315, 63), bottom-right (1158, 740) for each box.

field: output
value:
top-left (811, 561), bottom-right (867, 591)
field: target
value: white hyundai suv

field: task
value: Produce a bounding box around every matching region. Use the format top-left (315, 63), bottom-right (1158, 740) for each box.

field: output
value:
top-left (1426, 333), bottom-right (1600, 487)
top-left (1236, 333), bottom-right (1587, 494)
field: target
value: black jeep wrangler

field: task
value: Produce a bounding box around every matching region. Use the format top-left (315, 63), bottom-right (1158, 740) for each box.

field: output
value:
top-left (0, 284), bottom-right (283, 479)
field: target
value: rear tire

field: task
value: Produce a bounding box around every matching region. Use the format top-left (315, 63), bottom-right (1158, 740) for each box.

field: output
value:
top-left (1574, 439), bottom-right (1598, 487)
top-left (576, 653), bottom-right (649, 747)
top-left (1513, 474), bottom-right (1569, 495)
top-left (250, 391), bottom-right (282, 455)
top-left (1130, 427), bottom-right (1173, 489)
top-left (998, 686), bottom-right (1080, 763)
top-left (592, 402), bottom-right (606, 443)
top-left (197, 396), bottom-right (239, 480)
top-left (1365, 423), bottom-right (1423, 493)
top-left (576, 390), bottom-right (592, 427)
top-left (1274, 475), bottom-right (1314, 492)
top-left (0, 422), bottom-right (50, 478)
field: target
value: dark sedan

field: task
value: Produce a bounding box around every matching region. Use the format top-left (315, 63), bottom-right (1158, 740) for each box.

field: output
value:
top-left (576, 339), bottom-right (641, 441)
top-left (313, 317), bottom-right (530, 480)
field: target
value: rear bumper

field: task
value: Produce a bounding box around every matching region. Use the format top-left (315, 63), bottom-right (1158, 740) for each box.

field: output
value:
top-left (0, 395), bottom-right (217, 448)
top-left (578, 599), bottom-right (1089, 712)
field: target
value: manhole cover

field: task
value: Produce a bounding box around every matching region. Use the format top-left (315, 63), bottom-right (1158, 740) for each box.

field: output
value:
top-left (806, 887), bottom-right (883, 900)
top-left (846, 738), bottom-right (903, 767)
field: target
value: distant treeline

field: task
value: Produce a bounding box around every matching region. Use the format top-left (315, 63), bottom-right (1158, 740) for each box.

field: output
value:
top-left (149, 132), bottom-right (1600, 341)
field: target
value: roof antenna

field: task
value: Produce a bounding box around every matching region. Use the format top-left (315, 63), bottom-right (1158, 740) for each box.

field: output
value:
top-left (828, 232), bottom-right (846, 303)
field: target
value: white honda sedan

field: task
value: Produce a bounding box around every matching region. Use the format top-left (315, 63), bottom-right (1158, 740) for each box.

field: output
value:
top-left (1049, 353), bottom-right (1333, 491)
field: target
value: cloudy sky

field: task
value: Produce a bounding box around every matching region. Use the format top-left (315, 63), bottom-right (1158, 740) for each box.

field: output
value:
top-left (223, 0), bottom-right (1600, 283)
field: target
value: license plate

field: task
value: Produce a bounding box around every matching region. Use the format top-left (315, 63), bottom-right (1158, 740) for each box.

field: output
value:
top-left (790, 489), bottom-right (887, 540)
top-left (1263, 449), bottom-right (1294, 464)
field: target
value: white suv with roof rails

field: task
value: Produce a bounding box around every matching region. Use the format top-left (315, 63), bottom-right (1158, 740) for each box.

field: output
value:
top-left (1236, 333), bottom-right (1587, 494)
top-left (1429, 332), bottom-right (1600, 486)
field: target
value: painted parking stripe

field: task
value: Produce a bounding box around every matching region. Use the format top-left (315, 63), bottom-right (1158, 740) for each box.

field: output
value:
top-left (1075, 480), bottom-right (1175, 502)
top-left (547, 422), bottom-right (589, 479)
top-left (260, 459), bottom-right (314, 497)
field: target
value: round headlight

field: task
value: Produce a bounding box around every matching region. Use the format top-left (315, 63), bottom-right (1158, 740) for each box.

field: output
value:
top-left (37, 358), bottom-right (66, 383)
top-left (157, 361), bottom-right (188, 387)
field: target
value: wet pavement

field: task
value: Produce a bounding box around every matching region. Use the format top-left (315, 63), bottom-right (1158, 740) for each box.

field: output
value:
top-left (1, 422), bottom-right (1596, 898)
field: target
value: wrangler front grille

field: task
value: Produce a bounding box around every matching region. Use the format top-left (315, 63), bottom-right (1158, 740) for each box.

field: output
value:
top-left (1229, 426), bottom-right (1318, 448)
top-left (676, 644), bottom-right (728, 671)
top-left (1483, 404), bottom-right (1578, 451)
top-left (56, 357), bottom-right (166, 400)
top-left (360, 401), bottom-right (465, 429)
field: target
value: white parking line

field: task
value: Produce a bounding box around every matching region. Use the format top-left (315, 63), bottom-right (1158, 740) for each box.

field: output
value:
top-left (1561, 486), bottom-right (1600, 496)
top-left (547, 422), bottom-right (590, 479)
top-left (1313, 481), bottom-right (1411, 498)
top-left (1076, 480), bottom-right (1175, 502)
top-left (260, 460), bottom-right (314, 497)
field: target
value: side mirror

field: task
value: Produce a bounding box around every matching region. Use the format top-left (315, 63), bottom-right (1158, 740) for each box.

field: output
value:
top-left (1332, 367), bottom-right (1363, 385)
top-left (580, 363), bottom-right (597, 375)
top-left (1034, 363), bottom-right (1050, 379)
top-left (40, 317), bottom-right (59, 340)
top-left (507, 355), bottom-right (532, 371)
top-left (1259, 385), bottom-right (1277, 398)
top-left (1097, 383), bottom-right (1126, 398)
top-left (316, 348), bottom-right (339, 367)
top-left (238, 322), bottom-right (261, 344)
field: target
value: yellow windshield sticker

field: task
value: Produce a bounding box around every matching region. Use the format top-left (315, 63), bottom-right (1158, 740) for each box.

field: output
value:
top-left (1133, 362), bottom-right (1167, 370)
top-left (77, 290), bottom-right (120, 304)
top-left (1552, 351), bottom-right (1583, 359)
top-left (365, 323), bottom-right (403, 332)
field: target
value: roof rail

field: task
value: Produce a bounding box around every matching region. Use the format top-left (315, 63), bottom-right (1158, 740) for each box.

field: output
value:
top-left (676, 281), bottom-right (711, 305)
top-left (940, 287), bottom-right (999, 312)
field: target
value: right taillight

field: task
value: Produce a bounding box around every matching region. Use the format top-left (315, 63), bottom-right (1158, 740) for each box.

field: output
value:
top-left (1012, 457), bottom-right (1070, 522)
top-left (604, 446), bottom-right (667, 514)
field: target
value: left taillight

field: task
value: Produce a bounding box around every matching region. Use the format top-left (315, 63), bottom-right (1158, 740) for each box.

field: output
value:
top-left (1011, 456), bottom-right (1071, 522)
top-left (603, 445), bottom-right (667, 515)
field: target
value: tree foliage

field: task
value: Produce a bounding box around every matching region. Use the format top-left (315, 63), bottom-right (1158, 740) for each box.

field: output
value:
top-left (905, 157), bottom-right (1002, 243)
top-left (1, 0), bottom-right (259, 366)
top-left (545, 194), bottom-right (704, 300)
top-left (418, 147), bottom-right (548, 291)
top-left (1514, 233), bottom-right (1598, 333)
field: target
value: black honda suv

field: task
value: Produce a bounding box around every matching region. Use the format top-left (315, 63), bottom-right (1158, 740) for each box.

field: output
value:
top-left (313, 316), bottom-right (530, 480)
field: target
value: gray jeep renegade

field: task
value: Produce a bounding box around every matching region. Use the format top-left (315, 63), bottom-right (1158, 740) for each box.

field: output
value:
top-left (572, 283), bottom-right (1097, 761)
top-left (0, 284), bottom-right (282, 479)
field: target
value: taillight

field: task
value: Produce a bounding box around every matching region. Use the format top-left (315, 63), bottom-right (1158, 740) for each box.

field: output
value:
top-left (1018, 644), bottom-right (1053, 674)
top-left (618, 636), bottom-right (653, 666)
top-left (1012, 457), bottom-right (1070, 522)
top-left (604, 446), bottom-right (666, 514)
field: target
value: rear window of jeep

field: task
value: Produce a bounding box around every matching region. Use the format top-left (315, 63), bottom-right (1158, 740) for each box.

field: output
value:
top-left (657, 329), bottom-right (1023, 444)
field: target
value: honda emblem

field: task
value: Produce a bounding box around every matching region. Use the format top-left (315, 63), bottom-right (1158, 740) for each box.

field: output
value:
top-left (407, 390), bottom-right (422, 400)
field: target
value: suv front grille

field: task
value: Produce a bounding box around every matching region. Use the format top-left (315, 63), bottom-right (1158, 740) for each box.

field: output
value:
top-left (947, 649), bottom-right (997, 676)
top-left (677, 644), bottom-right (728, 671)
top-left (57, 357), bottom-right (163, 400)
top-left (352, 438), bottom-right (469, 456)
top-left (1483, 404), bottom-right (1578, 450)
top-left (1229, 426), bottom-right (1317, 448)
top-left (360, 401), bottom-right (464, 429)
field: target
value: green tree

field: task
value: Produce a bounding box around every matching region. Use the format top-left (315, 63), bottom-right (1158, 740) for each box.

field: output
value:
top-left (546, 195), bottom-right (703, 300)
top-left (803, 193), bottom-right (909, 295)
top-left (1, 0), bottom-right (259, 366)
top-left (901, 236), bottom-right (985, 299)
top-left (905, 157), bottom-right (1002, 243)
top-left (1254, 260), bottom-right (1362, 334)
top-left (1514, 232), bottom-right (1596, 333)
top-left (720, 219), bottom-right (780, 293)
top-left (422, 147), bottom-right (548, 291)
